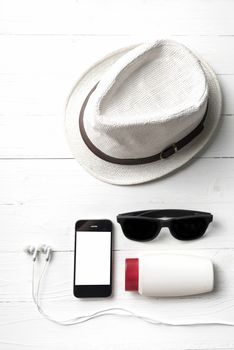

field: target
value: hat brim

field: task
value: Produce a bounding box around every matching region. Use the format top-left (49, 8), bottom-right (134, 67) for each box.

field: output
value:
top-left (65, 45), bottom-right (222, 185)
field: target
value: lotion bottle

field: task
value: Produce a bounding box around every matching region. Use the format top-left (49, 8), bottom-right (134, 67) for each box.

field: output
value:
top-left (125, 254), bottom-right (214, 297)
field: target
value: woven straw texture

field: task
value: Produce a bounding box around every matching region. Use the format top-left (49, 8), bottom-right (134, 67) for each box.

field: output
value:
top-left (65, 40), bottom-right (222, 185)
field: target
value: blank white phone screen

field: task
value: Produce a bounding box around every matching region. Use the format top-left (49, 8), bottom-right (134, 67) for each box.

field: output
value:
top-left (75, 231), bottom-right (111, 285)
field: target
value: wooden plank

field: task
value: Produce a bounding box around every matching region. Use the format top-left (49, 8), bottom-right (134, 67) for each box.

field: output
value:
top-left (1, 250), bottom-right (234, 349)
top-left (2, 1), bottom-right (234, 348)
top-left (0, 72), bottom-right (232, 116)
top-left (0, 250), bottom-right (233, 303)
top-left (1, 35), bottom-right (234, 75)
top-left (1, 158), bottom-right (234, 251)
top-left (2, 0), bottom-right (234, 36)
top-left (0, 113), bottom-right (233, 159)
top-left (1, 35), bottom-right (234, 158)
top-left (1, 303), bottom-right (234, 350)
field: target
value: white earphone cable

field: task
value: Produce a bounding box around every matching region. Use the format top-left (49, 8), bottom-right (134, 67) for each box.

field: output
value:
top-left (33, 260), bottom-right (164, 325)
top-left (32, 259), bottom-right (234, 327)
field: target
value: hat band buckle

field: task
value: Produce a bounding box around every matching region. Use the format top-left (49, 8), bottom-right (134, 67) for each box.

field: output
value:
top-left (160, 144), bottom-right (178, 160)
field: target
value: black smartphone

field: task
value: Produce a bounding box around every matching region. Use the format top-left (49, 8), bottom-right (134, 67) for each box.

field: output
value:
top-left (74, 219), bottom-right (112, 298)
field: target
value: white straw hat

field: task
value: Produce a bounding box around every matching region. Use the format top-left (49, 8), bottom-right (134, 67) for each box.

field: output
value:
top-left (65, 40), bottom-right (222, 185)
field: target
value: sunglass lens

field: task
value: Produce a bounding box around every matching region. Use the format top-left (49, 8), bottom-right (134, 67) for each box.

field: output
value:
top-left (170, 217), bottom-right (208, 240)
top-left (121, 219), bottom-right (159, 241)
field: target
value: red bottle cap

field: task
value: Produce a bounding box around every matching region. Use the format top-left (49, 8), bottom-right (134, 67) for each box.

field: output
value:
top-left (125, 258), bottom-right (139, 291)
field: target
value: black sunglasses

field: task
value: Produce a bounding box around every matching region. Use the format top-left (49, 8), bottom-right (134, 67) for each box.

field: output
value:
top-left (117, 209), bottom-right (213, 242)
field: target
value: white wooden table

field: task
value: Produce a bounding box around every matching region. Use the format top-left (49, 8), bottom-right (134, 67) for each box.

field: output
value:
top-left (1, 0), bottom-right (234, 348)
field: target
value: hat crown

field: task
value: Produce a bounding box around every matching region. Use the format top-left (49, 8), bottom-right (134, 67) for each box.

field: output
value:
top-left (83, 40), bottom-right (208, 159)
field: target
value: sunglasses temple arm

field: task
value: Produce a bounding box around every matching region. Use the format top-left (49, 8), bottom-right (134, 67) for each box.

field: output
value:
top-left (138, 210), bottom-right (158, 217)
top-left (117, 210), bottom-right (214, 219)
top-left (118, 210), bottom-right (185, 218)
top-left (123, 210), bottom-right (159, 217)
top-left (117, 210), bottom-right (150, 218)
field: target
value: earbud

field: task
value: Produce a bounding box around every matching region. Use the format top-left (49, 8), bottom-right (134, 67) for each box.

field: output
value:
top-left (39, 244), bottom-right (52, 261)
top-left (24, 244), bottom-right (52, 261)
top-left (24, 245), bottom-right (40, 261)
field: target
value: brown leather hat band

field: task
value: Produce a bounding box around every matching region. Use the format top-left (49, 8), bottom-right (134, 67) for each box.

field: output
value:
top-left (79, 83), bottom-right (208, 166)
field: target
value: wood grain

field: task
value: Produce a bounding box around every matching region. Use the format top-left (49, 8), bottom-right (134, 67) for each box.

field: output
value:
top-left (1, 158), bottom-right (234, 251)
top-left (1, 302), bottom-right (234, 350)
top-left (2, 0), bottom-right (234, 36)
top-left (1, 250), bottom-right (234, 349)
top-left (2, 0), bottom-right (234, 348)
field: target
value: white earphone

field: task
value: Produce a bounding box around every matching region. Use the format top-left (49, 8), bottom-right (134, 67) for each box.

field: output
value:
top-left (39, 244), bottom-right (52, 261)
top-left (24, 244), bottom-right (234, 327)
top-left (24, 245), bottom-right (40, 261)
top-left (24, 244), bottom-right (52, 261)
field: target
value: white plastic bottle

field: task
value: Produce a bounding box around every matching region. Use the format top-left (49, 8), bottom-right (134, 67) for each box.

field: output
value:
top-left (125, 254), bottom-right (214, 297)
